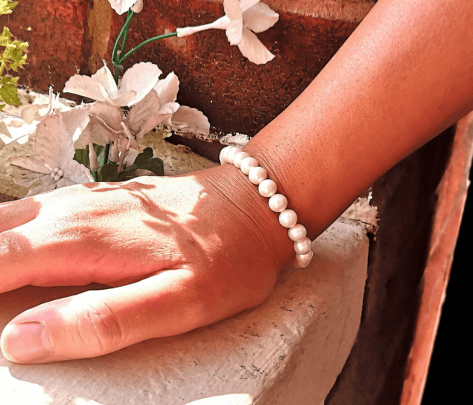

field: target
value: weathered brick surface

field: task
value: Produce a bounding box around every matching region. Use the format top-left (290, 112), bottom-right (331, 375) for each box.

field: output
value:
top-left (3, 0), bottom-right (90, 92)
top-left (3, 0), bottom-right (369, 134)
top-left (122, 1), bottom-right (359, 135)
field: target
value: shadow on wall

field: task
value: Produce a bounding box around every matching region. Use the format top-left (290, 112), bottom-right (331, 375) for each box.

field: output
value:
top-left (327, 126), bottom-right (455, 405)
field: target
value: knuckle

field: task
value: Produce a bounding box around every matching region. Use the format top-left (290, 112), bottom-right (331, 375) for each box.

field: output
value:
top-left (74, 294), bottom-right (124, 354)
top-left (0, 230), bottom-right (30, 262)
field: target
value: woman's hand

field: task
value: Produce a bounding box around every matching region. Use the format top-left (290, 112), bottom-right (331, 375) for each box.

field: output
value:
top-left (0, 164), bottom-right (292, 363)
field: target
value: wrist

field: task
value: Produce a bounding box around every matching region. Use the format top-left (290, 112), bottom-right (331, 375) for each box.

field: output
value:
top-left (217, 146), bottom-right (314, 268)
top-left (199, 163), bottom-right (295, 270)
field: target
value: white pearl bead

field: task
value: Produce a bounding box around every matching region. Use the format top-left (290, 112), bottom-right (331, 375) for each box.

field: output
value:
top-left (294, 251), bottom-right (314, 268)
top-left (233, 151), bottom-right (250, 168)
top-left (279, 209), bottom-right (297, 228)
top-left (219, 147), bottom-right (230, 164)
top-left (288, 224), bottom-right (307, 242)
top-left (226, 146), bottom-right (241, 164)
top-left (258, 179), bottom-right (277, 197)
top-left (54, 174), bottom-right (61, 182)
top-left (57, 169), bottom-right (64, 177)
top-left (294, 237), bottom-right (312, 255)
top-left (268, 194), bottom-right (288, 212)
top-left (248, 167), bottom-right (267, 185)
top-left (240, 157), bottom-right (259, 175)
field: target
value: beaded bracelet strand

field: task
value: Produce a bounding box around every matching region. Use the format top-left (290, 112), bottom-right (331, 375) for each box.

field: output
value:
top-left (219, 145), bottom-right (313, 269)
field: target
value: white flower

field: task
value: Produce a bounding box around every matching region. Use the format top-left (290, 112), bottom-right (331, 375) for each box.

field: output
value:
top-left (107, 0), bottom-right (142, 15)
top-left (126, 72), bottom-right (210, 140)
top-left (0, 89), bottom-right (81, 146)
top-left (20, 87), bottom-right (72, 125)
top-left (82, 72), bottom-right (210, 155)
top-left (177, 0), bottom-right (279, 64)
top-left (63, 62), bottom-right (162, 107)
top-left (9, 114), bottom-right (94, 196)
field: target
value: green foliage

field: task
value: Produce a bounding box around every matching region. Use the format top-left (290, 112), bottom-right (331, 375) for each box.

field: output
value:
top-left (0, 0), bottom-right (17, 15)
top-left (74, 146), bottom-right (164, 182)
top-left (0, 1), bottom-right (28, 111)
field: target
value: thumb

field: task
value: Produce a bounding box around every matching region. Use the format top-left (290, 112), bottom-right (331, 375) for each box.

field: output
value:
top-left (1, 269), bottom-right (208, 363)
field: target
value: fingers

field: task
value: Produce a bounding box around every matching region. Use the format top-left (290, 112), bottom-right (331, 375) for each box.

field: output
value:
top-left (1, 269), bottom-right (214, 363)
top-left (0, 197), bottom-right (41, 232)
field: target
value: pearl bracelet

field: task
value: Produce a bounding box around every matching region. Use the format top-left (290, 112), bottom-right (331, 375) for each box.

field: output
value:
top-left (219, 146), bottom-right (313, 269)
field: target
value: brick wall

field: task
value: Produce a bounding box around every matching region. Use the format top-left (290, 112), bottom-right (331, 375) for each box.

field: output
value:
top-left (4, 0), bottom-right (374, 134)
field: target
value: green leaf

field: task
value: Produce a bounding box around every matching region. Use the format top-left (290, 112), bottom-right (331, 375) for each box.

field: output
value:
top-left (0, 76), bottom-right (19, 86)
top-left (133, 147), bottom-right (154, 166)
top-left (117, 164), bottom-right (138, 182)
top-left (137, 157), bottom-right (164, 176)
top-left (0, 0), bottom-right (18, 16)
top-left (1, 39), bottom-right (28, 71)
top-left (0, 82), bottom-right (20, 105)
top-left (94, 144), bottom-right (106, 166)
top-left (0, 103), bottom-right (5, 111)
top-left (73, 148), bottom-right (89, 167)
top-left (0, 27), bottom-right (12, 46)
top-left (100, 162), bottom-right (119, 182)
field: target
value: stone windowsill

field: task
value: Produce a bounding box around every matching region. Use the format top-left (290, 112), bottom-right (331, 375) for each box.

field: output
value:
top-left (0, 220), bottom-right (369, 405)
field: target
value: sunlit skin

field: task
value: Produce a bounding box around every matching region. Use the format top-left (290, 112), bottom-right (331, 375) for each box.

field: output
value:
top-left (1, 0), bottom-right (473, 363)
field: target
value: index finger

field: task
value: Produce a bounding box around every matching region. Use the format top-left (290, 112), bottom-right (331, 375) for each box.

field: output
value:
top-left (0, 197), bottom-right (41, 233)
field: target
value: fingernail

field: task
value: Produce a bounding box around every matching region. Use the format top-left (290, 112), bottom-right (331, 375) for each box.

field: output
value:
top-left (1, 322), bottom-right (52, 363)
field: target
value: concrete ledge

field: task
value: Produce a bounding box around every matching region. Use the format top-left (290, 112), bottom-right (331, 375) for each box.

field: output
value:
top-left (0, 220), bottom-right (368, 404)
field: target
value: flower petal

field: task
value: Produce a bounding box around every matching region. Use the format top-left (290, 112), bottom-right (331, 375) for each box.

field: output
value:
top-left (9, 156), bottom-right (51, 175)
top-left (89, 103), bottom-right (124, 132)
top-left (73, 124), bottom-right (92, 149)
top-left (239, 0), bottom-right (260, 13)
top-left (120, 122), bottom-right (143, 152)
top-left (243, 2), bottom-right (279, 33)
top-left (170, 106), bottom-right (210, 135)
top-left (59, 107), bottom-right (91, 142)
top-left (91, 65), bottom-right (119, 98)
top-left (32, 115), bottom-right (73, 170)
top-left (131, 0), bottom-right (143, 13)
top-left (223, 0), bottom-right (243, 20)
top-left (60, 159), bottom-right (94, 184)
top-left (64, 77), bottom-right (109, 103)
top-left (159, 102), bottom-right (180, 115)
top-left (64, 65), bottom-right (118, 102)
top-left (126, 90), bottom-right (162, 134)
top-left (26, 177), bottom-right (56, 196)
top-left (237, 28), bottom-right (275, 64)
top-left (21, 104), bottom-right (46, 124)
top-left (0, 121), bottom-right (12, 138)
top-left (88, 116), bottom-right (120, 145)
top-left (225, 19), bottom-right (243, 45)
top-left (107, 0), bottom-right (139, 15)
top-left (134, 113), bottom-right (171, 140)
top-left (119, 62), bottom-right (162, 106)
top-left (154, 72), bottom-right (179, 106)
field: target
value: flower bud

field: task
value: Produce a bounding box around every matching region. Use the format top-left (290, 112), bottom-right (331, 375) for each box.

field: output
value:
top-left (131, 0), bottom-right (143, 13)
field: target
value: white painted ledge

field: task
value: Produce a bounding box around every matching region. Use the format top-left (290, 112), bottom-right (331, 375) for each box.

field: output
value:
top-left (0, 220), bottom-right (368, 405)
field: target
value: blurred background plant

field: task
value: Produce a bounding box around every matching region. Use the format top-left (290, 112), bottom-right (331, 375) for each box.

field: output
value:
top-left (0, 0), bottom-right (28, 111)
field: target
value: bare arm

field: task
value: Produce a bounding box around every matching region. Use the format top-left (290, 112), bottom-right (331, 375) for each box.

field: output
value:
top-left (1, 0), bottom-right (472, 363)
top-left (247, 0), bottom-right (473, 238)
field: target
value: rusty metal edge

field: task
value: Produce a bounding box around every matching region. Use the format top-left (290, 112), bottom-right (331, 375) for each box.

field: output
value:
top-left (400, 112), bottom-right (473, 405)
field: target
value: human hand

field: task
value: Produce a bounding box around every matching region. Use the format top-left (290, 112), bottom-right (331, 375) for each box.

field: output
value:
top-left (0, 164), bottom-right (292, 363)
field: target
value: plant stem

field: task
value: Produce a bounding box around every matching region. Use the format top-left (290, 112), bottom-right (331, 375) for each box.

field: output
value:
top-left (0, 61), bottom-right (6, 77)
top-left (112, 10), bottom-right (135, 82)
top-left (120, 10), bottom-right (134, 56)
top-left (116, 32), bottom-right (178, 66)
top-left (104, 142), bottom-right (111, 166)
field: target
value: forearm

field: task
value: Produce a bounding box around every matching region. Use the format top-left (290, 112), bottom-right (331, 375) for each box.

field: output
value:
top-left (245, 0), bottom-right (473, 239)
